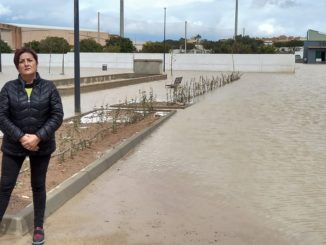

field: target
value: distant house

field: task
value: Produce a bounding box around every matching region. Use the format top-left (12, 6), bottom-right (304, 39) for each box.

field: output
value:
top-left (187, 44), bottom-right (211, 54)
top-left (303, 29), bottom-right (326, 64)
top-left (133, 41), bottom-right (144, 52)
top-left (263, 40), bottom-right (273, 46)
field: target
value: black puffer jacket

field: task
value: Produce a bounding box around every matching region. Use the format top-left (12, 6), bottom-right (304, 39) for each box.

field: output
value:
top-left (0, 73), bottom-right (64, 156)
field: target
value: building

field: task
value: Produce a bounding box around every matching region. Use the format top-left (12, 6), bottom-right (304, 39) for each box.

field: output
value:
top-left (259, 35), bottom-right (304, 44)
top-left (0, 23), bottom-right (110, 50)
top-left (133, 41), bottom-right (145, 52)
top-left (303, 29), bottom-right (326, 64)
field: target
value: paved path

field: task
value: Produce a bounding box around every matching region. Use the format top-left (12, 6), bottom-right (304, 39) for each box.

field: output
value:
top-left (0, 66), bottom-right (133, 88)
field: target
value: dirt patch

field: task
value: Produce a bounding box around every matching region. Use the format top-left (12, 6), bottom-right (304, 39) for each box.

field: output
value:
top-left (1, 109), bottom-right (164, 214)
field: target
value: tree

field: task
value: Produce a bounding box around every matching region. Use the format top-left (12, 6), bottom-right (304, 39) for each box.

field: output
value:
top-left (201, 39), bottom-right (216, 50)
top-left (273, 40), bottom-right (304, 48)
top-left (141, 42), bottom-right (164, 53)
top-left (141, 39), bottom-right (194, 53)
top-left (80, 38), bottom-right (103, 52)
top-left (164, 39), bottom-right (179, 50)
top-left (39, 37), bottom-right (70, 53)
top-left (0, 39), bottom-right (12, 53)
top-left (258, 45), bottom-right (276, 54)
top-left (105, 36), bottom-right (136, 53)
top-left (201, 35), bottom-right (276, 54)
top-left (24, 41), bottom-right (41, 53)
top-left (103, 45), bottom-right (120, 52)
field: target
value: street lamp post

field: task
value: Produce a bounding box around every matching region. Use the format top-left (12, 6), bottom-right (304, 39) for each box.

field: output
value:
top-left (234, 0), bottom-right (238, 40)
top-left (61, 46), bottom-right (65, 75)
top-left (0, 29), bottom-right (2, 73)
top-left (98, 11), bottom-right (101, 43)
top-left (120, 0), bottom-right (124, 37)
top-left (74, 0), bottom-right (81, 113)
top-left (163, 7), bottom-right (166, 72)
top-left (185, 21), bottom-right (187, 54)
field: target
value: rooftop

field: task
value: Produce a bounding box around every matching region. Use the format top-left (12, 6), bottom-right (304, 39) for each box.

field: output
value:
top-left (4, 22), bottom-right (101, 33)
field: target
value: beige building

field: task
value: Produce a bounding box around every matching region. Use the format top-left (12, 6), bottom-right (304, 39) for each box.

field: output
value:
top-left (0, 23), bottom-right (110, 50)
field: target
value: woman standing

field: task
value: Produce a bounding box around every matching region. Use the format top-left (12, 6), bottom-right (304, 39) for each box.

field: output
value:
top-left (0, 48), bottom-right (64, 245)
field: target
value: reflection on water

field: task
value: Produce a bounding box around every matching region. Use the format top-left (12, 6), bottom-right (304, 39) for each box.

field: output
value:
top-left (107, 65), bottom-right (326, 244)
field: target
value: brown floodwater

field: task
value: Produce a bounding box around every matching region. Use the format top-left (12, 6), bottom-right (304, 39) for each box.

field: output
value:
top-left (61, 64), bottom-right (326, 244)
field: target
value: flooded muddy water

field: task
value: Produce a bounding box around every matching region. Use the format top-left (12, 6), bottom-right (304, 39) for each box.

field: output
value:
top-left (97, 64), bottom-right (326, 244)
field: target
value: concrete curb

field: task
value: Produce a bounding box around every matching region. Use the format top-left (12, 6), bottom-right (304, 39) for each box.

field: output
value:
top-left (53, 73), bottom-right (163, 87)
top-left (1, 110), bottom-right (176, 235)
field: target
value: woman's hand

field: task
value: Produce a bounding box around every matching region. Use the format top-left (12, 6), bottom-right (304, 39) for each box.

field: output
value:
top-left (20, 134), bottom-right (40, 151)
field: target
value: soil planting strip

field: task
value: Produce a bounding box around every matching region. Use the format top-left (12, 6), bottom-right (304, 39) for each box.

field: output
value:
top-left (1, 110), bottom-right (176, 235)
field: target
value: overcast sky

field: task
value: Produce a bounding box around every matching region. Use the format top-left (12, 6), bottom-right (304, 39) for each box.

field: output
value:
top-left (0, 0), bottom-right (325, 42)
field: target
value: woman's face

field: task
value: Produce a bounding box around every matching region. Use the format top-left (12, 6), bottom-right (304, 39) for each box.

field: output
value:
top-left (18, 52), bottom-right (37, 77)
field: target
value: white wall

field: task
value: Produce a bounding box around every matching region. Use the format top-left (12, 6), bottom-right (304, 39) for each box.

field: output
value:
top-left (2, 53), bottom-right (295, 73)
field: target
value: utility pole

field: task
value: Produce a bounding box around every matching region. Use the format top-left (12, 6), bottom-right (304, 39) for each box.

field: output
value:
top-left (61, 45), bottom-right (65, 75)
top-left (98, 11), bottom-right (100, 43)
top-left (234, 0), bottom-right (238, 39)
top-left (185, 21), bottom-right (187, 54)
top-left (0, 29), bottom-right (2, 73)
top-left (163, 7), bottom-right (166, 72)
top-left (74, 0), bottom-right (81, 113)
top-left (120, 0), bottom-right (124, 37)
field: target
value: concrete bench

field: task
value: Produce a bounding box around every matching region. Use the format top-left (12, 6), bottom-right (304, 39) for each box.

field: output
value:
top-left (165, 76), bottom-right (183, 89)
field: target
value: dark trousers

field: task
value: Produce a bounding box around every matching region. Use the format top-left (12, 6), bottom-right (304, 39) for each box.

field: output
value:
top-left (0, 153), bottom-right (51, 228)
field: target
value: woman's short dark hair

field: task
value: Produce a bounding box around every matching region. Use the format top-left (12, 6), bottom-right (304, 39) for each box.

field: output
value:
top-left (13, 47), bottom-right (38, 69)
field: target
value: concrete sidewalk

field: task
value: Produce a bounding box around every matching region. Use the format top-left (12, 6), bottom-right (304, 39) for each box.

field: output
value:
top-left (0, 66), bottom-right (134, 89)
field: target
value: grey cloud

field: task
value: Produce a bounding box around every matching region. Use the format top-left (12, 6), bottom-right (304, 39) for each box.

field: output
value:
top-left (252, 0), bottom-right (298, 8)
top-left (0, 3), bottom-right (11, 15)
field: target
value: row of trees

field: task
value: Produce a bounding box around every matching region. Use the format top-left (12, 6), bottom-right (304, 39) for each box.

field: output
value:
top-left (141, 39), bottom-right (196, 53)
top-left (202, 36), bottom-right (278, 54)
top-left (0, 35), bottom-right (304, 54)
top-left (142, 35), bottom-right (304, 54)
top-left (0, 36), bottom-right (136, 53)
top-left (24, 36), bottom-right (136, 53)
